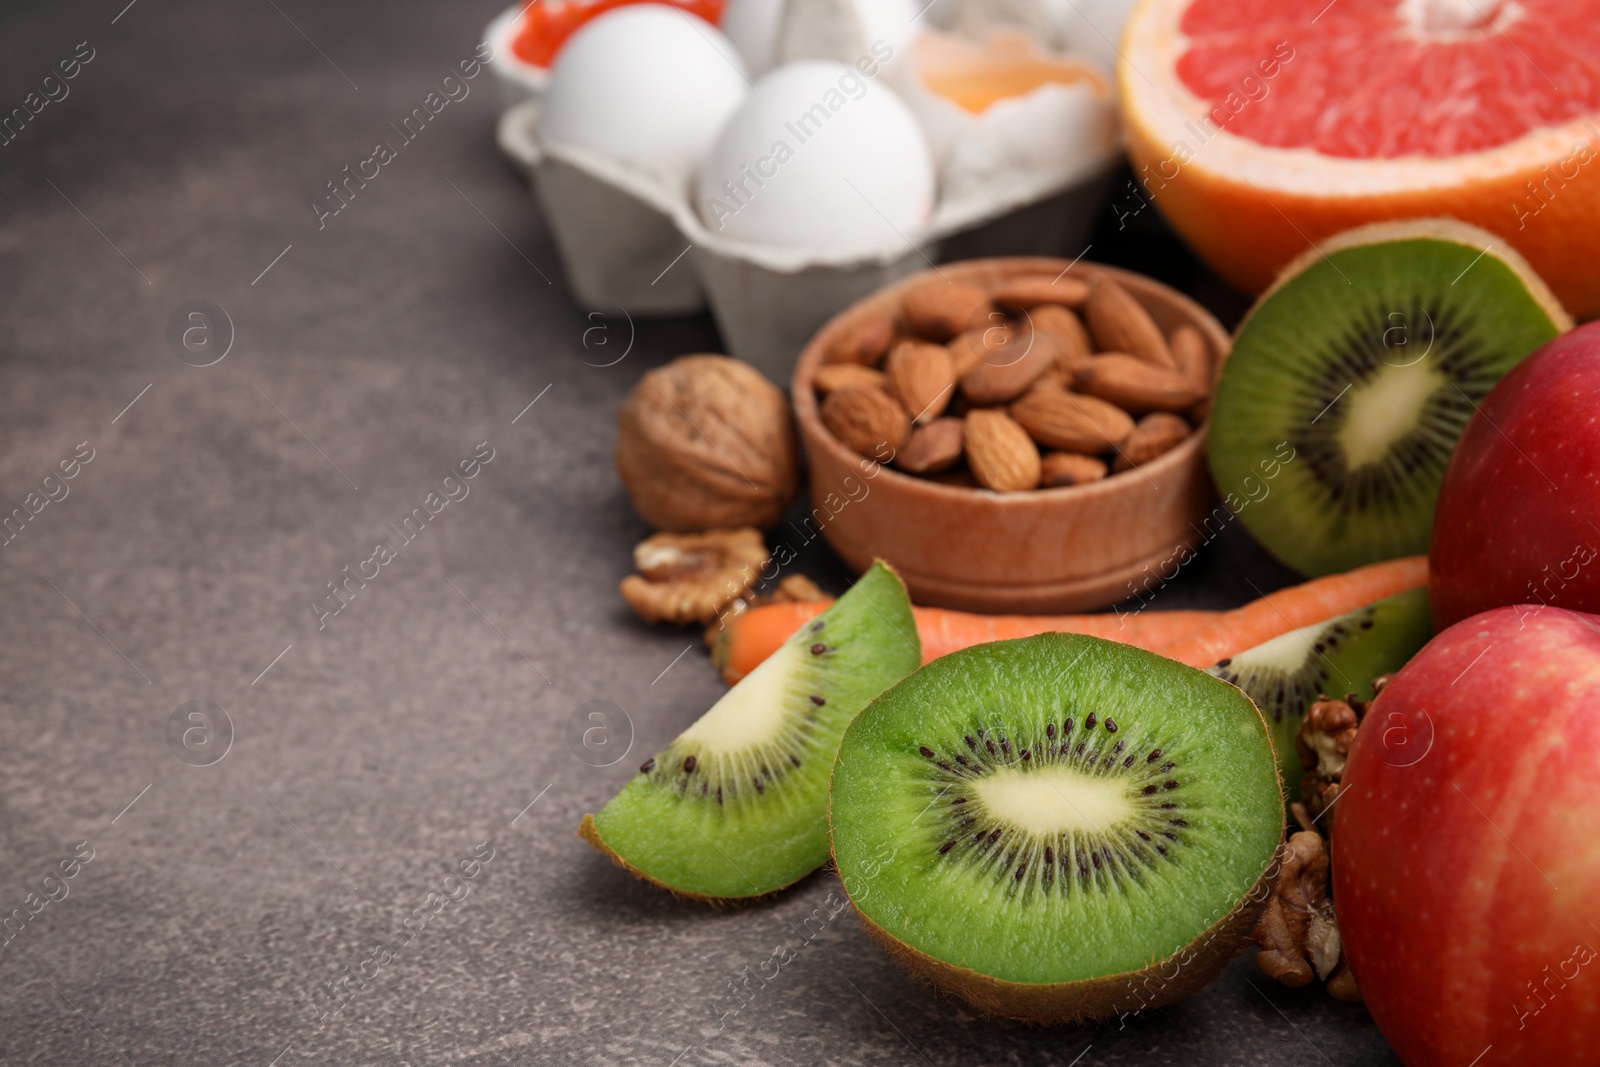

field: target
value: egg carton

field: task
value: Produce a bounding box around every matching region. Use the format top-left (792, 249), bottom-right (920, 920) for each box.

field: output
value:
top-left (500, 95), bottom-right (1117, 379)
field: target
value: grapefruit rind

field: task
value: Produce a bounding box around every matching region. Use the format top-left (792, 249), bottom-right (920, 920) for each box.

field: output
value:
top-left (1119, 0), bottom-right (1600, 316)
top-left (1122, 0), bottom-right (1600, 196)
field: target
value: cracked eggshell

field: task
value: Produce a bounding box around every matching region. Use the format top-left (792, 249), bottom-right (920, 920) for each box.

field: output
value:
top-left (695, 60), bottom-right (935, 258)
top-left (537, 6), bottom-right (750, 192)
top-left (928, 0), bottom-right (1141, 74)
top-left (905, 29), bottom-right (1119, 218)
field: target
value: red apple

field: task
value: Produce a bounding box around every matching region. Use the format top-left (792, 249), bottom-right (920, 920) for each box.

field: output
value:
top-left (1430, 321), bottom-right (1600, 630)
top-left (1333, 605), bottom-right (1600, 1066)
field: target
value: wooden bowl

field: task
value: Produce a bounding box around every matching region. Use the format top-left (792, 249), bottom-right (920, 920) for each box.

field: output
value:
top-left (791, 257), bottom-right (1228, 614)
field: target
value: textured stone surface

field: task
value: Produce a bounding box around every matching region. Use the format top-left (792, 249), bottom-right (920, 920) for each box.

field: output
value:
top-left (0, 2), bottom-right (1399, 1063)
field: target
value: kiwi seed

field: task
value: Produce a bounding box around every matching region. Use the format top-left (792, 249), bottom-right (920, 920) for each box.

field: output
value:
top-left (579, 562), bottom-right (920, 901)
top-left (830, 633), bottom-right (1284, 1024)
top-left (1207, 586), bottom-right (1432, 796)
top-left (1207, 219), bottom-right (1571, 575)
top-left (912, 718), bottom-right (1190, 892)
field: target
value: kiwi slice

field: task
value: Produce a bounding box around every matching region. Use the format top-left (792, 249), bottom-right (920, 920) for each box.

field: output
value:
top-left (580, 561), bottom-right (918, 901)
top-left (830, 634), bottom-right (1283, 1024)
top-left (1208, 219), bottom-right (1571, 576)
top-left (1208, 586), bottom-right (1431, 796)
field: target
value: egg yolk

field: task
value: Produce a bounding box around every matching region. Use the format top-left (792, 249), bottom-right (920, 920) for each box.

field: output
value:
top-left (917, 31), bottom-right (1107, 114)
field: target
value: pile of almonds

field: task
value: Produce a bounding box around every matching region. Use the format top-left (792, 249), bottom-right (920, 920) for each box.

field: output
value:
top-left (813, 272), bottom-right (1215, 492)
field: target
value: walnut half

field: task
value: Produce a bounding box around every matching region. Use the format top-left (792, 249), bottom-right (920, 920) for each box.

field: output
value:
top-left (1296, 675), bottom-right (1391, 823)
top-left (1252, 829), bottom-right (1362, 1001)
top-left (1249, 678), bottom-right (1399, 1004)
top-left (620, 528), bottom-right (769, 626)
top-left (1253, 831), bottom-right (1334, 989)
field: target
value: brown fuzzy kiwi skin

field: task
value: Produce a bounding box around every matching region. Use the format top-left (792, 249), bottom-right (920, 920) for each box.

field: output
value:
top-left (841, 860), bottom-right (1277, 1025)
top-left (577, 814), bottom-right (791, 907)
top-left (827, 686), bottom-right (1287, 1025)
top-left (581, 561), bottom-right (916, 908)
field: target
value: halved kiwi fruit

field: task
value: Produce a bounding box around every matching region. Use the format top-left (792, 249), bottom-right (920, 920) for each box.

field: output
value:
top-left (580, 561), bottom-right (919, 901)
top-left (1208, 586), bottom-right (1432, 797)
top-left (830, 634), bottom-right (1283, 1024)
top-left (1208, 219), bottom-right (1571, 576)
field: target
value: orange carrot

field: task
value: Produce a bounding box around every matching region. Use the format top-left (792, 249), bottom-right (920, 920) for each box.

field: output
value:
top-left (712, 601), bottom-right (829, 684)
top-left (912, 606), bottom-right (1216, 663)
top-left (711, 601), bottom-right (1216, 685)
top-left (710, 555), bottom-right (1430, 685)
top-left (1162, 555), bottom-right (1429, 668)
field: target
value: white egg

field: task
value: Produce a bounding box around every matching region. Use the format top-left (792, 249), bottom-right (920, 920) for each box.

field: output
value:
top-left (538, 6), bottom-right (750, 189)
top-left (696, 60), bottom-right (935, 256)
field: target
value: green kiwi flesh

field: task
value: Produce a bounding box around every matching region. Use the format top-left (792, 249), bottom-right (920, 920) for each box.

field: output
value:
top-left (829, 634), bottom-right (1283, 1023)
top-left (580, 561), bottom-right (919, 901)
top-left (1208, 586), bottom-right (1432, 797)
top-left (1208, 219), bottom-right (1570, 576)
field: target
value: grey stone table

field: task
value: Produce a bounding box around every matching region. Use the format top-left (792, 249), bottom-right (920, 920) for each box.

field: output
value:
top-left (0, 1), bottom-right (1401, 1063)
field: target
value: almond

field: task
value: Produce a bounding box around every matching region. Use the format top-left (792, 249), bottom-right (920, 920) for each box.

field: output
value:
top-left (1009, 381), bottom-right (1135, 453)
top-left (902, 280), bottom-right (992, 341)
top-left (1075, 354), bottom-right (1208, 414)
top-left (1113, 413), bottom-right (1192, 471)
top-left (946, 327), bottom-right (989, 379)
top-left (964, 409), bottom-right (1041, 492)
top-left (896, 417), bottom-right (964, 474)
top-left (1032, 304), bottom-right (1093, 384)
top-left (1041, 452), bottom-right (1108, 488)
top-left (884, 341), bottom-right (955, 424)
top-left (820, 386), bottom-right (910, 459)
top-left (991, 274), bottom-right (1091, 313)
top-left (825, 306), bottom-right (895, 365)
top-left (960, 325), bottom-right (1059, 405)
top-left (1170, 324), bottom-right (1212, 388)
top-left (814, 363), bottom-right (889, 396)
top-left (1085, 279), bottom-right (1175, 369)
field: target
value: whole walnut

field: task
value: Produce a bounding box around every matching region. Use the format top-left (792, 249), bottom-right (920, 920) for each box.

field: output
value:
top-left (616, 355), bottom-right (798, 531)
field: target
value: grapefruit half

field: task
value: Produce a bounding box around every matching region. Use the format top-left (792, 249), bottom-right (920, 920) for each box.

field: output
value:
top-left (1121, 0), bottom-right (1600, 317)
